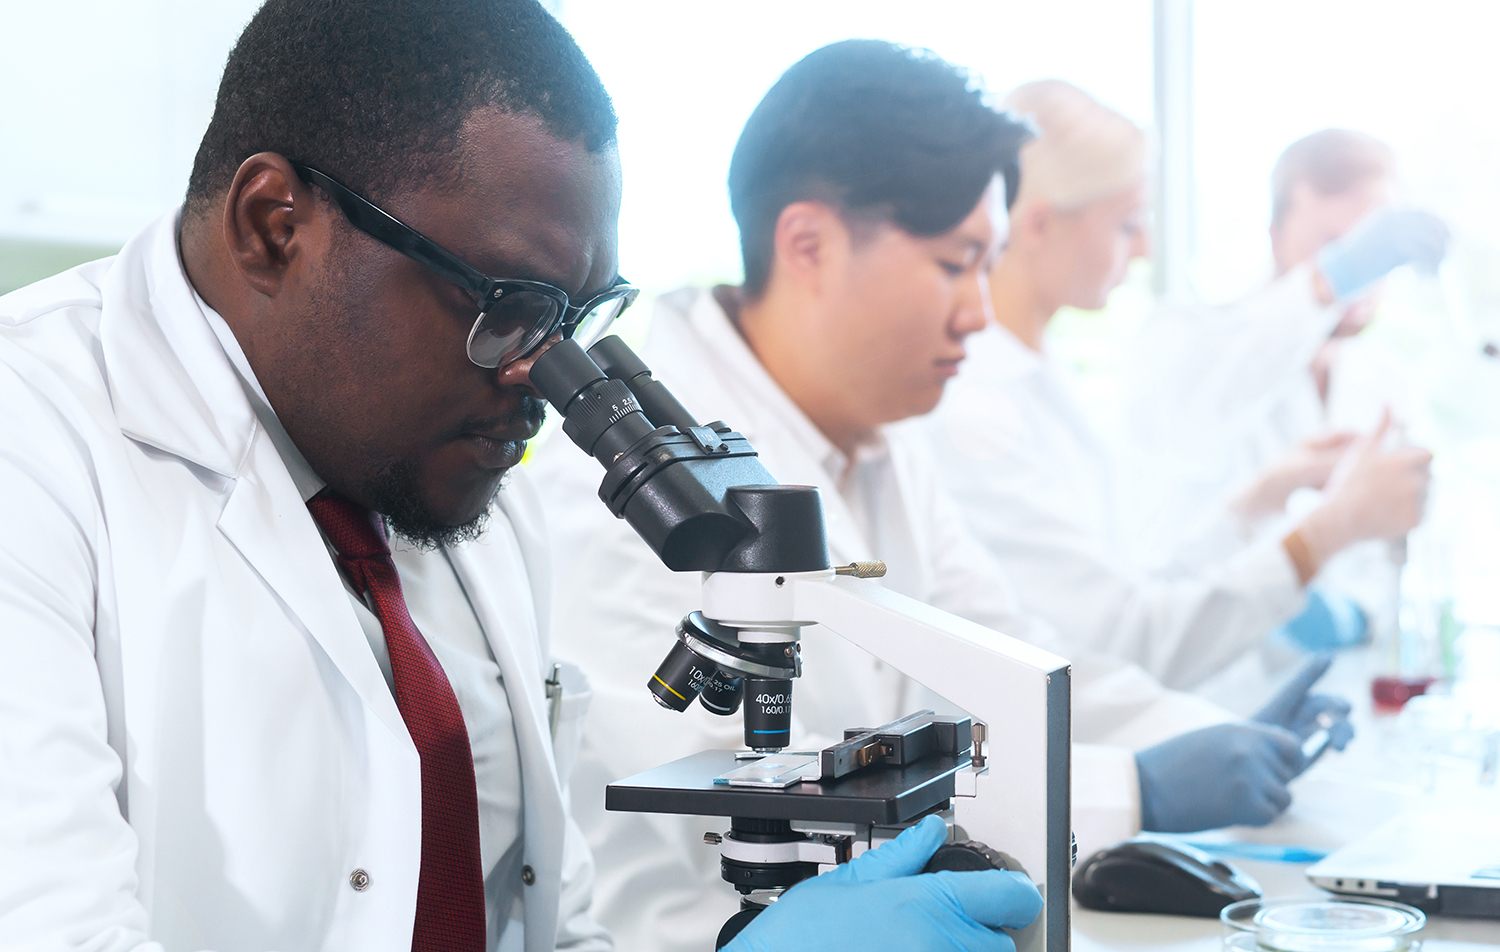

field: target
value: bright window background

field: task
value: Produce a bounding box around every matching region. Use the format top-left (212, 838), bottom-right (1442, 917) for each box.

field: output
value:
top-left (3, 0), bottom-right (1498, 617)
top-left (0, 0), bottom-right (263, 288)
top-left (1192, 0), bottom-right (1500, 306)
top-left (557, 0), bottom-right (1152, 292)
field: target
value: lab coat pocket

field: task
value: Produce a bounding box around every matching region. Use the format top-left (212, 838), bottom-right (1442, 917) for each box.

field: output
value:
top-left (548, 660), bottom-right (593, 785)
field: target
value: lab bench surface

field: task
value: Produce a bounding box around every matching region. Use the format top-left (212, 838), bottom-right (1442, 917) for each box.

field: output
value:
top-left (1069, 648), bottom-right (1500, 951)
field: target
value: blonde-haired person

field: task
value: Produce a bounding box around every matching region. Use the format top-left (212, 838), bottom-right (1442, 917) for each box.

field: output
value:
top-left (922, 81), bottom-right (1432, 690)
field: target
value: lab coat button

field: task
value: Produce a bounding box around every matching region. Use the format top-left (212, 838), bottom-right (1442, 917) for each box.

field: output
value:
top-left (521, 865), bottom-right (536, 885)
top-left (349, 868), bottom-right (371, 891)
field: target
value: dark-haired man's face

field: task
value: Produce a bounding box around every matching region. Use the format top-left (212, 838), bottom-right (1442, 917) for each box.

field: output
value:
top-left (243, 109), bottom-right (621, 543)
top-left (815, 182), bottom-right (1002, 428)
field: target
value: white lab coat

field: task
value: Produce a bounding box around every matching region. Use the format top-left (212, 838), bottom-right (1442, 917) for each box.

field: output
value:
top-left (919, 321), bottom-right (1307, 690)
top-left (1118, 264), bottom-right (1365, 558)
top-left (0, 212), bottom-right (607, 952)
top-left (530, 287), bottom-right (1233, 952)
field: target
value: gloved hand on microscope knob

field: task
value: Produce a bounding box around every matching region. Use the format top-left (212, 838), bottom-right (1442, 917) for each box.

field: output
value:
top-left (724, 815), bottom-right (1044, 952)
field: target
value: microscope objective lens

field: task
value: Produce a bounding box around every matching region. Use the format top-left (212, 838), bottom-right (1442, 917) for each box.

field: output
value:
top-left (743, 678), bottom-right (793, 751)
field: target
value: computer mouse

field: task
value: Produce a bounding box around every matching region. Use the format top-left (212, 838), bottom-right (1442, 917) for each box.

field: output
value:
top-left (1072, 839), bottom-right (1262, 918)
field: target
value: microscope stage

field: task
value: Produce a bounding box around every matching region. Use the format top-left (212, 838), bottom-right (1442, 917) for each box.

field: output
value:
top-left (605, 749), bottom-right (970, 824)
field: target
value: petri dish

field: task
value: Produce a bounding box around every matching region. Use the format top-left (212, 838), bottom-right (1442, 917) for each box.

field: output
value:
top-left (1221, 897), bottom-right (1425, 952)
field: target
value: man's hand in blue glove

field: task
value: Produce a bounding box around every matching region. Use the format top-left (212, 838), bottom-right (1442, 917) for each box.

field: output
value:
top-left (1136, 722), bottom-right (1304, 833)
top-left (1251, 654), bottom-right (1355, 755)
top-left (1317, 206), bottom-right (1450, 301)
top-left (1136, 655), bottom-right (1357, 833)
top-left (725, 815), bottom-right (1044, 952)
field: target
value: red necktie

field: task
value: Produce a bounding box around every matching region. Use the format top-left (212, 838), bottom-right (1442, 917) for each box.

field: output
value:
top-left (308, 492), bottom-right (486, 952)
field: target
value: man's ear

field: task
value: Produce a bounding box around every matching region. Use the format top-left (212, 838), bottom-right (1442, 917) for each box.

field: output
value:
top-left (221, 152), bottom-right (328, 298)
top-left (769, 200), bottom-right (846, 295)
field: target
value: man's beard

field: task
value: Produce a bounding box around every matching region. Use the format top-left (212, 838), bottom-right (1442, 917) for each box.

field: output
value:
top-left (360, 456), bottom-right (499, 550)
top-left (362, 397), bottom-right (546, 549)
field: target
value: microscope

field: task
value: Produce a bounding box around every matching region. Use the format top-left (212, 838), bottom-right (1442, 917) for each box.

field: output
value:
top-left (531, 336), bottom-right (1071, 952)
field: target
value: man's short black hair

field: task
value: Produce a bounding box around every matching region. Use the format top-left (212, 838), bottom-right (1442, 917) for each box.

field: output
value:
top-left (184, 0), bottom-right (616, 218)
top-left (729, 40), bottom-right (1033, 298)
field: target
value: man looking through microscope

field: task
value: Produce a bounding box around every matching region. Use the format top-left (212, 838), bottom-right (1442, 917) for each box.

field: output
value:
top-left (0, 2), bottom-right (1042, 950)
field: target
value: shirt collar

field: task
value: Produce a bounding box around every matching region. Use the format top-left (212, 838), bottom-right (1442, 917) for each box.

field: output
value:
top-left (187, 276), bottom-right (327, 503)
top-left (680, 288), bottom-right (890, 485)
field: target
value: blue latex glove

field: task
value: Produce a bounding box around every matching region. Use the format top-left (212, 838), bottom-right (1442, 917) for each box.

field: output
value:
top-left (1251, 654), bottom-right (1355, 755)
top-left (1136, 722), bottom-right (1304, 832)
top-left (1317, 206), bottom-right (1450, 301)
top-left (725, 815), bottom-right (1044, 952)
top-left (1276, 591), bottom-right (1368, 652)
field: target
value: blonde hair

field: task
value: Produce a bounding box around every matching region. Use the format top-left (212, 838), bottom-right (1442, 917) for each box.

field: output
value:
top-left (1003, 80), bottom-right (1146, 211)
top-left (1271, 129), bottom-right (1394, 227)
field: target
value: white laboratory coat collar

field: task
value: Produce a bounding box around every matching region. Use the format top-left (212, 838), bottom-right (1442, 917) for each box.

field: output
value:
top-left (648, 287), bottom-right (889, 485)
top-left (196, 288), bottom-right (327, 503)
top-left (100, 210), bottom-right (256, 479)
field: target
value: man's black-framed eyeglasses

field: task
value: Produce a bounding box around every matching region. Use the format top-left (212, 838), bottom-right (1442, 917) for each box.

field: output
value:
top-left (291, 162), bottom-right (638, 369)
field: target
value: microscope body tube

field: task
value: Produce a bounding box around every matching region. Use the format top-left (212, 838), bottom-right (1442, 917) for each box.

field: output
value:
top-left (529, 336), bottom-right (829, 752)
top-left (531, 339), bottom-right (829, 576)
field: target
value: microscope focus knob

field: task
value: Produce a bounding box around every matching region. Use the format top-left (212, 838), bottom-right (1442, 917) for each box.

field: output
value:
top-left (923, 840), bottom-right (1014, 874)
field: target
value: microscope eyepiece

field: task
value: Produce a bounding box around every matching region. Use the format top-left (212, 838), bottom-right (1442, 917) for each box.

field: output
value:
top-left (588, 335), bottom-right (700, 431)
top-left (529, 337), bottom-right (606, 410)
top-left (531, 338), bottom-right (657, 465)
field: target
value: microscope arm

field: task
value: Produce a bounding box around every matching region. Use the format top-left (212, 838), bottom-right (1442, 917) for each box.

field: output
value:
top-left (702, 569), bottom-right (1072, 951)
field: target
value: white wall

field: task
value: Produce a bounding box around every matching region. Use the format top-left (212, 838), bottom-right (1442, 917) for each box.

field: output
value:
top-left (2, 0), bottom-right (1152, 279)
top-left (1192, 0), bottom-right (1500, 306)
top-left (0, 0), bottom-right (262, 244)
top-left (560, 0), bottom-right (1153, 293)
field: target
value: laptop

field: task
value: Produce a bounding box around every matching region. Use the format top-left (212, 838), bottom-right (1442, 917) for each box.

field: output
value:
top-left (1306, 807), bottom-right (1500, 918)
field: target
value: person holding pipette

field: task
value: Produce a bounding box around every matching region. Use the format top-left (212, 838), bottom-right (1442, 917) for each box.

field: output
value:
top-left (1120, 130), bottom-right (1449, 586)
